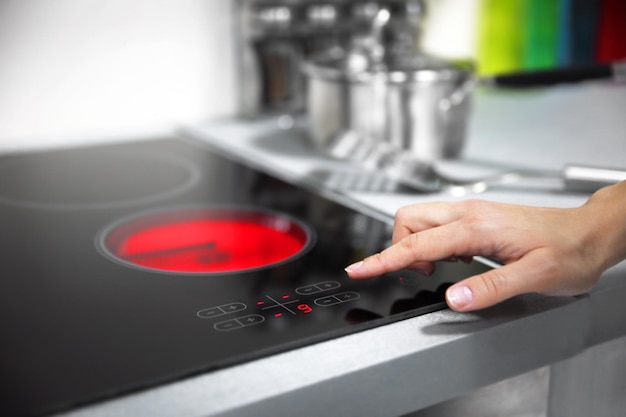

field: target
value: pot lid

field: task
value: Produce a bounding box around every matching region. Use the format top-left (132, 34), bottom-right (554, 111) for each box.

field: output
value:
top-left (303, 4), bottom-right (472, 84)
top-left (303, 46), bottom-right (473, 84)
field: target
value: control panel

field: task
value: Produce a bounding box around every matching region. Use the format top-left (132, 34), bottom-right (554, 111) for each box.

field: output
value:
top-left (197, 280), bottom-right (360, 332)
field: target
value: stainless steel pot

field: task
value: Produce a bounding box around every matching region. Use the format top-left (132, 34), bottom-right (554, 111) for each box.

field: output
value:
top-left (303, 10), bottom-right (473, 164)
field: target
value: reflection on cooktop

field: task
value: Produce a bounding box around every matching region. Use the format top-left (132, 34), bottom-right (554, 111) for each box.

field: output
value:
top-left (0, 150), bottom-right (199, 210)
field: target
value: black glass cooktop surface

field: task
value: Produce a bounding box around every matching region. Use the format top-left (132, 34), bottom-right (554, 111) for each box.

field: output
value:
top-left (0, 138), bottom-right (491, 416)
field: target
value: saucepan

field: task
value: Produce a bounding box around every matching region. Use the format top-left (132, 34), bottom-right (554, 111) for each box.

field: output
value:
top-left (303, 6), bottom-right (472, 164)
top-left (302, 7), bottom-right (626, 166)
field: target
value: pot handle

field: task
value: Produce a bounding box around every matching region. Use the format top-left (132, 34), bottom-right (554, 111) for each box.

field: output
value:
top-left (563, 164), bottom-right (626, 192)
top-left (439, 77), bottom-right (475, 113)
top-left (368, 7), bottom-right (391, 63)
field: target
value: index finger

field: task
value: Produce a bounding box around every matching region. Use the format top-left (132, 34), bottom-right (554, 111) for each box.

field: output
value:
top-left (346, 221), bottom-right (479, 279)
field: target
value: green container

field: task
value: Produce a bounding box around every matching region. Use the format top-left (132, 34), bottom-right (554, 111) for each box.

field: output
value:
top-left (477, 0), bottom-right (525, 75)
top-left (523, 0), bottom-right (560, 69)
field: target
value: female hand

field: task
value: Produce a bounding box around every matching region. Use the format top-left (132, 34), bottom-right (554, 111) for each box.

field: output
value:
top-left (345, 182), bottom-right (626, 312)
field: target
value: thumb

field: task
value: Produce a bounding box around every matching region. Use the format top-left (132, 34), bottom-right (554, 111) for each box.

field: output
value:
top-left (445, 257), bottom-right (544, 312)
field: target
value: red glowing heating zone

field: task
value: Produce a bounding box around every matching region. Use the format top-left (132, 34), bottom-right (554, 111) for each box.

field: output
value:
top-left (105, 209), bottom-right (311, 273)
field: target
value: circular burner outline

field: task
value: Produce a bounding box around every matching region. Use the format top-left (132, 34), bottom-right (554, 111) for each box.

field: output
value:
top-left (95, 205), bottom-right (317, 276)
top-left (0, 151), bottom-right (201, 211)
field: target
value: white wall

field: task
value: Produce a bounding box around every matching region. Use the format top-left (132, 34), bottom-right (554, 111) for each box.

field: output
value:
top-left (0, 0), bottom-right (237, 151)
top-left (0, 0), bottom-right (476, 152)
top-left (422, 0), bottom-right (479, 60)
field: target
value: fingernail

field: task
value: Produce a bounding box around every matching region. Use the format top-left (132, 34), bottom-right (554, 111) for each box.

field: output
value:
top-left (344, 261), bottom-right (364, 273)
top-left (447, 285), bottom-right (473, 310)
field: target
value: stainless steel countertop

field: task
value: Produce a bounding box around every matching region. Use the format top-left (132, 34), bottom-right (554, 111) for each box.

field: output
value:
top-left (59, 83), bottom-right (626, 417)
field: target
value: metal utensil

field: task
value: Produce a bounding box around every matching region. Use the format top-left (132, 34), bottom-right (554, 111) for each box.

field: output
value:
top-left (384, 156), bottom-right (626, 196)
top-left (312, 127), bottom-right (626, 196)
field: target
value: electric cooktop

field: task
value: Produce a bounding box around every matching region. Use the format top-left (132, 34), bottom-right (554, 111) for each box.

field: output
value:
top-left (0, 137), bottom-right (491, 417)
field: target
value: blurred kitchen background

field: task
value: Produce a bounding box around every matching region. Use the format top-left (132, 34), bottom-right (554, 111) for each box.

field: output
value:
top-left (2, 0), bottom-right (624, 152)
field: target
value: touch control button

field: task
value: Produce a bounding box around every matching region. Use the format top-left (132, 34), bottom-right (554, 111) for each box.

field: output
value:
top-left (236, 314), bottom-right (265, 326)
top-left (295, 285), bottom-right (320, 295)
top-left (214, 315), bottom-right (265, 332)
top-left (336, 292), bottom-right (360, 301)
top-left (314, 296), bottom-right (340, 307)
top-left (197, 307), bottom-right (223, 319)
top-left (197, 302), bottom-right (246, 319)
top-left (316, 281), bottom-right (341, 291)
top-left (221, 302), bottom-right (246, 313)
top-left (296, 281), bottom-right (341, 295)
top-left (314, 292), bottom-right (360, 307)
top-left (214, 319), bottom-right (243, 332)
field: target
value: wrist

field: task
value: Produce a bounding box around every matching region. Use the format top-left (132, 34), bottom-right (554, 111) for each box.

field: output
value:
top-left (581, 181), bottom-right (626, 271)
